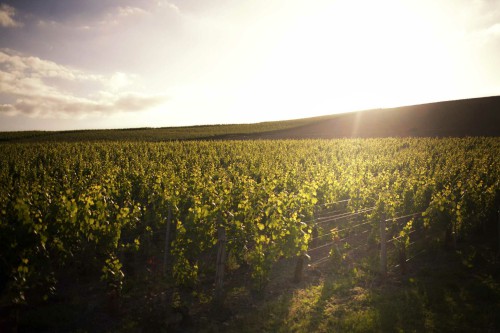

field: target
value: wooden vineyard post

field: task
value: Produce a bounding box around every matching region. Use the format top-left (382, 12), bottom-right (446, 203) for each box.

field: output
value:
top-left (452, 220), bottom-right (457, 250)
top-left (163, 207), bottom-right (172, 276)
top-left (380, 214), bottom-right (387, 277)
top-left (214, 226), bottom-right (227, 307)
top-left (398, 242), bottom-right (407, 276)
top-left (311, 224), bottom-right (318, 249)
top-left (294, 252), bottom-right (308, 283)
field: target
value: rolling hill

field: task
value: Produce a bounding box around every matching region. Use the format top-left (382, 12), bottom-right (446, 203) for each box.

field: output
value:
top-left (1, 96), bottom-right (499, 142)
top-left (241, 95), bottom-right (500, 139)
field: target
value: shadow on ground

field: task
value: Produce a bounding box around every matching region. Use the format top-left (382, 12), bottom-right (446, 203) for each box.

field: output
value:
top-left (212, 246), bottom-right (500, 333)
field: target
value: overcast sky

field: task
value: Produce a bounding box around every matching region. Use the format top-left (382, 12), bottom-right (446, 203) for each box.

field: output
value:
top-left (1, 0), bottom-right (499, 131)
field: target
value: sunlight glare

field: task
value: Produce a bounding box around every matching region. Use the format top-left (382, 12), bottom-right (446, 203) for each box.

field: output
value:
top-left (234, 0), bottom-right (460, 118)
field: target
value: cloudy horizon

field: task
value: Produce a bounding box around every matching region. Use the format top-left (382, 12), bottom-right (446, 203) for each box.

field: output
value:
top-left (1, 0), bottom-right (500, 131)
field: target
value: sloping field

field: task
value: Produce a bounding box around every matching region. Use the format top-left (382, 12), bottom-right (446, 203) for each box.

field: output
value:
top-left (0, 118), bottom-right (318, 142)
top-left (248, 96), bottom-right (500, 139)
top-left (0, 96), bottom-right (499, 142)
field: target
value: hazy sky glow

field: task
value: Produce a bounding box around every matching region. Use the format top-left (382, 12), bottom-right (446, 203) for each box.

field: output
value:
top-left (1, 0), bottom-right (499, 131)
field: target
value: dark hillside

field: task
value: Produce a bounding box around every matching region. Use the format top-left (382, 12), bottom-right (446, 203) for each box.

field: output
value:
top-left (250, 96), bottom-right (500, 139)
top-left (0, 96), bottom-right (498, 142)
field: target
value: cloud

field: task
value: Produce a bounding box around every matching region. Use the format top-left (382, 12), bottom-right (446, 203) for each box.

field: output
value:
top-left (117, 6), bottom-right (148, 18)
top-left (0, 49), bottom-right (101, 81)
top-left (6, 93), bottom-right (166, 118)
top-left (32, 4), bottom-right (151, 33)
top-left (95, 6), bottom-right (149, 28)
top-left (0, 4), bottom-right (22, 28)
top-left (157, 1), bottom-right (181, 13)
top-left (32, 1), bottom-right (183, 34)
top-left (0, 103), bottom-right (16, 115)
top-left (0, 49), bottom-right (103, 100)
top-left (0, 49), bottom-right (168, 117)
top-left (108, 72), bottom-right (135, 91)
top-left (485, 23), bottom-right (500, 36)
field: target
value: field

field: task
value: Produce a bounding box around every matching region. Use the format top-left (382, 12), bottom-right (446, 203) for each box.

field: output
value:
top-left (0, 117), bottom-right (321, 142)
top-left (1, 96), bottom-right (500, 143)
top-left (0, 137), bottom-right (499, 332)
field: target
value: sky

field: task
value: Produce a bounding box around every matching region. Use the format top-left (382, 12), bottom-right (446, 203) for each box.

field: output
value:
top-left (0, 0), bottom-right (500, 131)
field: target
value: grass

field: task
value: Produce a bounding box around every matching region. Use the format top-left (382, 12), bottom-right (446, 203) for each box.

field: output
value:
top-left (195, 246), bottom-right (500, 333)
top-left (7, 238), bottom-right (499, 332)
top-left (0, 116), bottom-right (335, 142)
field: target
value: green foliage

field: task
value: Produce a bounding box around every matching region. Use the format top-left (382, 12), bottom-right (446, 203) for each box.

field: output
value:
top-left (0, 138), bottom-right (498, 309)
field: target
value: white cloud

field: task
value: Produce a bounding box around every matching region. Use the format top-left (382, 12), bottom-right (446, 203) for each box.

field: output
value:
top-left (117, 6), bottom-right (148, 18)
top-left (0, 49), bottom-right (168, 117)
top-left (157, 1), bottom-right (181, 13)
top-left (87, 5), bottom-right (150, 30)
top-left (485, 23), bottom-right (500, 36)
top-left (6, 92), bottom-right (166, 118)
top-left (0, 103), bottom-right (16, 115)
top-left (0, 49), bottom-right (102, 81)
top-left (0, 4), bottom-right (23, 28)
top-left (95, 6), bottom-right (149, 27)
top-left (34, 4), bottom-right (151, 32)
top-left (108, 72), bottom-right (135, 91)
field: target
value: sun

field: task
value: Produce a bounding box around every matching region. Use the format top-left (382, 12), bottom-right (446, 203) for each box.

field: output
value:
top-left (229, 0), bottom-right (460, 120)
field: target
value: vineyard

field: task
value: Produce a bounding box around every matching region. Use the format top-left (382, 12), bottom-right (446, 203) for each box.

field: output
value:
top-left (0, 138), bottom-right (499, 331)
